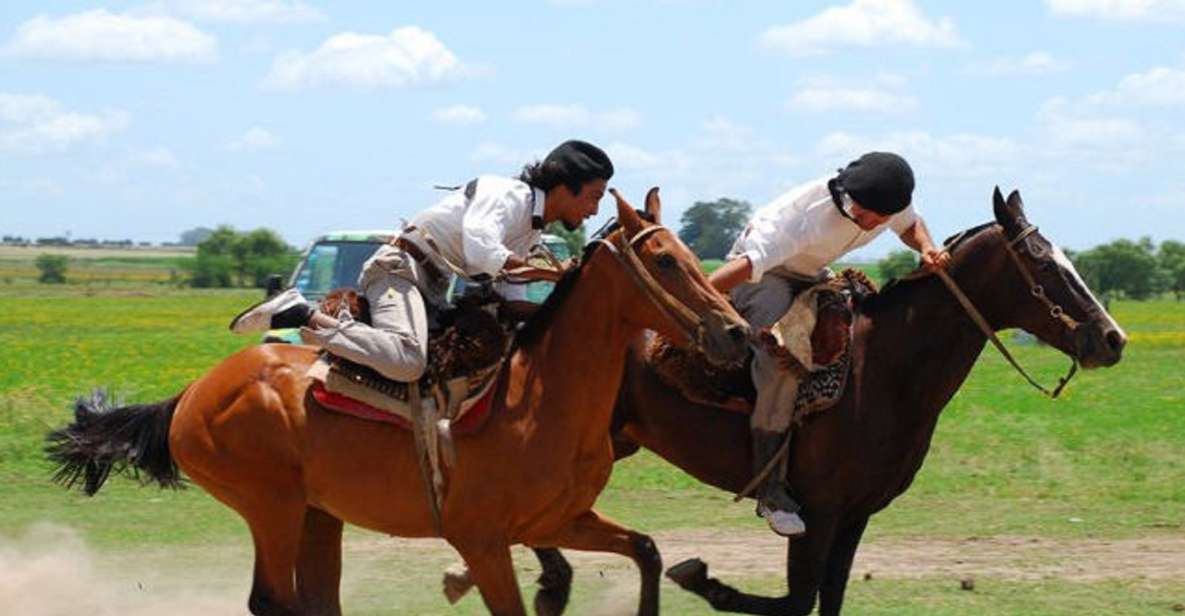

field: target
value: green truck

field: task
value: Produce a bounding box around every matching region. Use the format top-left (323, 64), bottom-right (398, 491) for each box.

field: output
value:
top-left (262, 229), bottom-right (572, 343)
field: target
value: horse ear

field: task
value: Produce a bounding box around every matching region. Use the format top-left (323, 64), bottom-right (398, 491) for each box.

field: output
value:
top-left (1006, 190), bottom-right (1026, 218)
top-left (992, 186), bottom-right (1007, 224)
top-left (611, 188), bottom-right (644, 237)
top-left (644, 187), bottom-right (662, 224)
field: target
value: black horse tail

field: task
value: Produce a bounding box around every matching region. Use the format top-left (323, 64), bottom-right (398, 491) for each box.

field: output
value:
top-left (45, 388), bottom-right (186, 496)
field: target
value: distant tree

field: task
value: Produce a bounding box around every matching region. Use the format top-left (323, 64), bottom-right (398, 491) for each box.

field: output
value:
top-left (1071, 237), bottom-right (1165, 300)
top-left (34, 254), bottom-right (68, 284)
top-left (877, 249), bottom-right (919, 283)
top-left (179, 226), bottom-right (215, 246)
top-left (1159, 240), bottom-right (1185, 300)
top-left (544, 221), bottom-right (585, 259)
top-left (678, 198), bottom-right (752, 260)
top-left (186, 226), bottom-right (298, 288)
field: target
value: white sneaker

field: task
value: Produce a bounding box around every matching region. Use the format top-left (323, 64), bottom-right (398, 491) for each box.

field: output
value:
top-left (228, 288), bottom-right (307, 334)
top-left (757, 503), bottom-right (806, 537)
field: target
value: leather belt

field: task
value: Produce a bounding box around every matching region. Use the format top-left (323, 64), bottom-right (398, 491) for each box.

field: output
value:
top-left (394, 235), bottom-right (446, 283)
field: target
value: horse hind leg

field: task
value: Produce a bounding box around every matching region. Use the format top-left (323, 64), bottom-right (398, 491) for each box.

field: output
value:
top-left (212, 491), bottom-right (306, 616)
top-left (296, 507), bottom-right (344, 616)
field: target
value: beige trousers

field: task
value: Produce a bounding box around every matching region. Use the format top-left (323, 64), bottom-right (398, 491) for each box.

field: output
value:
top-left (300, 244), bottom-right (447, 382)
top-left (730, 267), bottom-right (830, 432)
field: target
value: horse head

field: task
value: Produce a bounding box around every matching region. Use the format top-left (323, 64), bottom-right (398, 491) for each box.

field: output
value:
top-left (599, 187), bottom-right (750, 366)
top-left (980, 187), bottom-right (1126, 369)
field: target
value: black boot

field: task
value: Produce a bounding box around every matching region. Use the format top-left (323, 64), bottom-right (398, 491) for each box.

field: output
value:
top-left (752, 428), bottom-right (805, 536)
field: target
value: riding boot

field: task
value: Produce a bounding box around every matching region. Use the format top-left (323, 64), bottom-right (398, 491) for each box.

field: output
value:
top-left (229, 287), bottom-right (314, 334)
top-left (752, 428), bottom-right (806, 537)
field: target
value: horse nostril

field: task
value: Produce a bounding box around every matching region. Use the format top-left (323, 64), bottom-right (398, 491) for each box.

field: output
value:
top-left (1105, 329), bottom-right (1127, 353)
top-left (726, 323), bottom-right (749, 342)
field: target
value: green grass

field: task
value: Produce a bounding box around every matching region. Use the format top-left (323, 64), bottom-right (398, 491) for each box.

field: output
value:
top-left (1, 283), bottom-right (1182, 613)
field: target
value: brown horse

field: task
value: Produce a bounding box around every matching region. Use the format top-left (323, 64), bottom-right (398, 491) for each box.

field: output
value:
top-left (521, 188), bottom-right (1127, 615)
top-left (46, 189), bottom-right (750, 616)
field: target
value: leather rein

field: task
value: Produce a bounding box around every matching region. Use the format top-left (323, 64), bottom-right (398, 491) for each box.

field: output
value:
top-left (592, 225), bottom-right (713, 353)
top-left (935, 224), bottom-right (1079, 398)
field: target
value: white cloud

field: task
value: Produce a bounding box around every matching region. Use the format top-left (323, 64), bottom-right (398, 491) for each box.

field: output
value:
top-left (760, 0), bottom-right (962, 56)
top-left (0, 93), bottom-right (129, 154)
top-left (974, 51), bottom-right (1071, 76)
top-left (817, 130), bottom-right (1019, 179)
top-left (432, 105), bottom-right (486, 125)
top-left (789, 86), bottom-right (917, 113)
top-left (1, 10), bottom-right (216, 63)
top-left (512, 104), bottom-right (642, 131)
top-left (225, 127), bottom-right (280, 151)
top-left (1038, 98), bottom-right (1144, 150)
top-left (1047, 0), bottom-right (1185, 21)
top-left (263, 26), bottom-right (463, 90)
top-left (1086, 65), bottom-right (1185, 106)
top-left (168, 0), bottom-right (324, 24)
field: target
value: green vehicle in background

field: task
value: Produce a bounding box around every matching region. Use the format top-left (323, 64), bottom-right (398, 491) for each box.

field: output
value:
top-left (262, 229), bottom-right (572, 343)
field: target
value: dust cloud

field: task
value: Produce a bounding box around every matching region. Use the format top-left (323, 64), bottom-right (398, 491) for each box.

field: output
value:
top-left (0, 523), bottom-right (244, 615)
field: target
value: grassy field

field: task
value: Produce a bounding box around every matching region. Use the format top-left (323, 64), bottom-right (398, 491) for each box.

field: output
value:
top-left (0, 273), bottom-right (1182, 614)
top-left (0, 245), bottom-right (194, 285)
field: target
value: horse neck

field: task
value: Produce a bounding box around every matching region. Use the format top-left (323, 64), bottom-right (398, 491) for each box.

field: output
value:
top-left (514, 250), bottom-right (642, 444)
top-left (857, 236), bottom-right (1009, 432)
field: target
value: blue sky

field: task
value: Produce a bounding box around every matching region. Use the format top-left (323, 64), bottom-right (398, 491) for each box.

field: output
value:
top-left (2, 0), bottom-right (1183, 258)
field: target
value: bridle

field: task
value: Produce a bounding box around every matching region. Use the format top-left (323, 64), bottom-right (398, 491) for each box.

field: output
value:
top-left (936, 224), bottom-right (1080, 398)
top-left (591, 224), bottom-right (714, 353)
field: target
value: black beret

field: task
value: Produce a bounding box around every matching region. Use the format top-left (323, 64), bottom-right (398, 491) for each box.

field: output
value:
top-left (836, 152), bottom-right (914, 215)
top-left (543, 140), bottom-right (614, 181)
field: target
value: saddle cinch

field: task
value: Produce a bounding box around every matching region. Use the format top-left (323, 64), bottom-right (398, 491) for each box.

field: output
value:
top-left (647, 268), bottom-right (877, 425)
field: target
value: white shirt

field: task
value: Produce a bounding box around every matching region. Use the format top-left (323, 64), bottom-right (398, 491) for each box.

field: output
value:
top-left (406, 175), bottom-right (546, 278)
top-left (733, 175), bottom-right (919, 282)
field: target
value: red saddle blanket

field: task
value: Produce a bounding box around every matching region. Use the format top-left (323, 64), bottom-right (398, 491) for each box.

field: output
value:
top-left (310, 380), bottom-right (499, 436)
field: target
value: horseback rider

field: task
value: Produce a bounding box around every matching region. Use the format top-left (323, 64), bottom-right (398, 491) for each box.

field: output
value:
top-left (229, 140), bottom-right (614, 383)
top-left (707, 152), bottom-right (951, 537)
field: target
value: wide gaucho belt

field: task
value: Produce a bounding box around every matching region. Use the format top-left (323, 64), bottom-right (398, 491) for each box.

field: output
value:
top-left (393, 235), bottom-right (447, 284)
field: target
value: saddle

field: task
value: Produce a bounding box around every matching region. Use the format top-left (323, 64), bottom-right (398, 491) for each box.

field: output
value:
top-left (647, 269), bottom-right (876, 425)
top-left (307, 288), bottom-right (511, 434)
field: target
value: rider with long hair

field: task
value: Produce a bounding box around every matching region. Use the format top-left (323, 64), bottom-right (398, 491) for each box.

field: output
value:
top-left (229, 140), bottom-right (613, 382)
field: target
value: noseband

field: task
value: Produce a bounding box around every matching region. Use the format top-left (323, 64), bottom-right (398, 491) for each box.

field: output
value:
top-left (936, 224), bottom-right (1078, 398)
top-left (592, 225), bottom-right (713, 353)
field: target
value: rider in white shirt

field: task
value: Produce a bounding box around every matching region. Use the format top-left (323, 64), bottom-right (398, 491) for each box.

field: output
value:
top-left (230, 140), bottom-right (613, 382)
top-left (709, 152), bottom-right (951, 537)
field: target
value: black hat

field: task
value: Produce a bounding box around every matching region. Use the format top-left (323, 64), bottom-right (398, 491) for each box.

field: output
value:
top-left (543, 140), bottom-right (614, 181)
top-left (836, 152), bottom-right (914, 215)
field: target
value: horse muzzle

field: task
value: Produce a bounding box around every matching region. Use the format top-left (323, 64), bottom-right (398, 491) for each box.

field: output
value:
top-left (1075, 317), bottom-right (1126, 369)
top-left (696, 309), bottom-right (751, 367)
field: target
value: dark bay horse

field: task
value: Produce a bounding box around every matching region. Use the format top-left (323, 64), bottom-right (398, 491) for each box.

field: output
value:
top-left (523, 188), bottom-right (1127, 615)
top-left (46, 190), bottom-right (749, 616)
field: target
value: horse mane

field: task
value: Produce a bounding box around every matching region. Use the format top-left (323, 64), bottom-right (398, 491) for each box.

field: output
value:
top-left (859, 221), bottom-right (997, 315)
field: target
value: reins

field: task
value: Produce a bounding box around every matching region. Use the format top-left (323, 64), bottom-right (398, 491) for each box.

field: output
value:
top-left (592, 225), bottom-right (710, 352)
top-left (936, 224), bottom-right (1078, 398)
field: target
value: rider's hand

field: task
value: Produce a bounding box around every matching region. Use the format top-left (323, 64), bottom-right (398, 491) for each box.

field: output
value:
top-left (921, 248), bottom-right (951, 272)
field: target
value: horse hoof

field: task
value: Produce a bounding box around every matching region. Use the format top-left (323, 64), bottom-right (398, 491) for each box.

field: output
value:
top-left (665, 558), bottom-right (708, 589)
top-left (442, 563), bottom-right (474, 604)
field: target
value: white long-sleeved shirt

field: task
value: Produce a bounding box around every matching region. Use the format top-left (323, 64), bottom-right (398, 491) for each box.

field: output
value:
top-left (405, 175), bottom-right (546, 278)
top-left (732, 175), bottom-right (919, 281)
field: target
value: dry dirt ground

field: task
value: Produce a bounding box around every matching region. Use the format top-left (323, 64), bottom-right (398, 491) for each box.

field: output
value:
top-left (4, 525), bottom-right (1183, 615)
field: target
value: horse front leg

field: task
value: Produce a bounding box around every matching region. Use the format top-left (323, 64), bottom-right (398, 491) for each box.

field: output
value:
top-left (817, 516), bottom-right (868, 616)
top-left (439, 547), bottom-right (574, 615)
top-left (532, 547), bottom-right (574, 616)
top-left (665, 511), bottom-right (838, 615)
top-left (536, 509), bottom-right (662, 616)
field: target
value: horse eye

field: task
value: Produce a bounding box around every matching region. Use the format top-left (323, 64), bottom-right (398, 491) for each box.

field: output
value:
top-left (655, 253), bottom-right (677, 269)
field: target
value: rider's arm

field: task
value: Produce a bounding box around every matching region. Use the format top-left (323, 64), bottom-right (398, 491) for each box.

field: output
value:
top-left (461, 187), bottom-right (516, 277)
top-left (898, 217), bottom-right (950, 272)
top-left (708, 255), bottom-right (753, 294)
